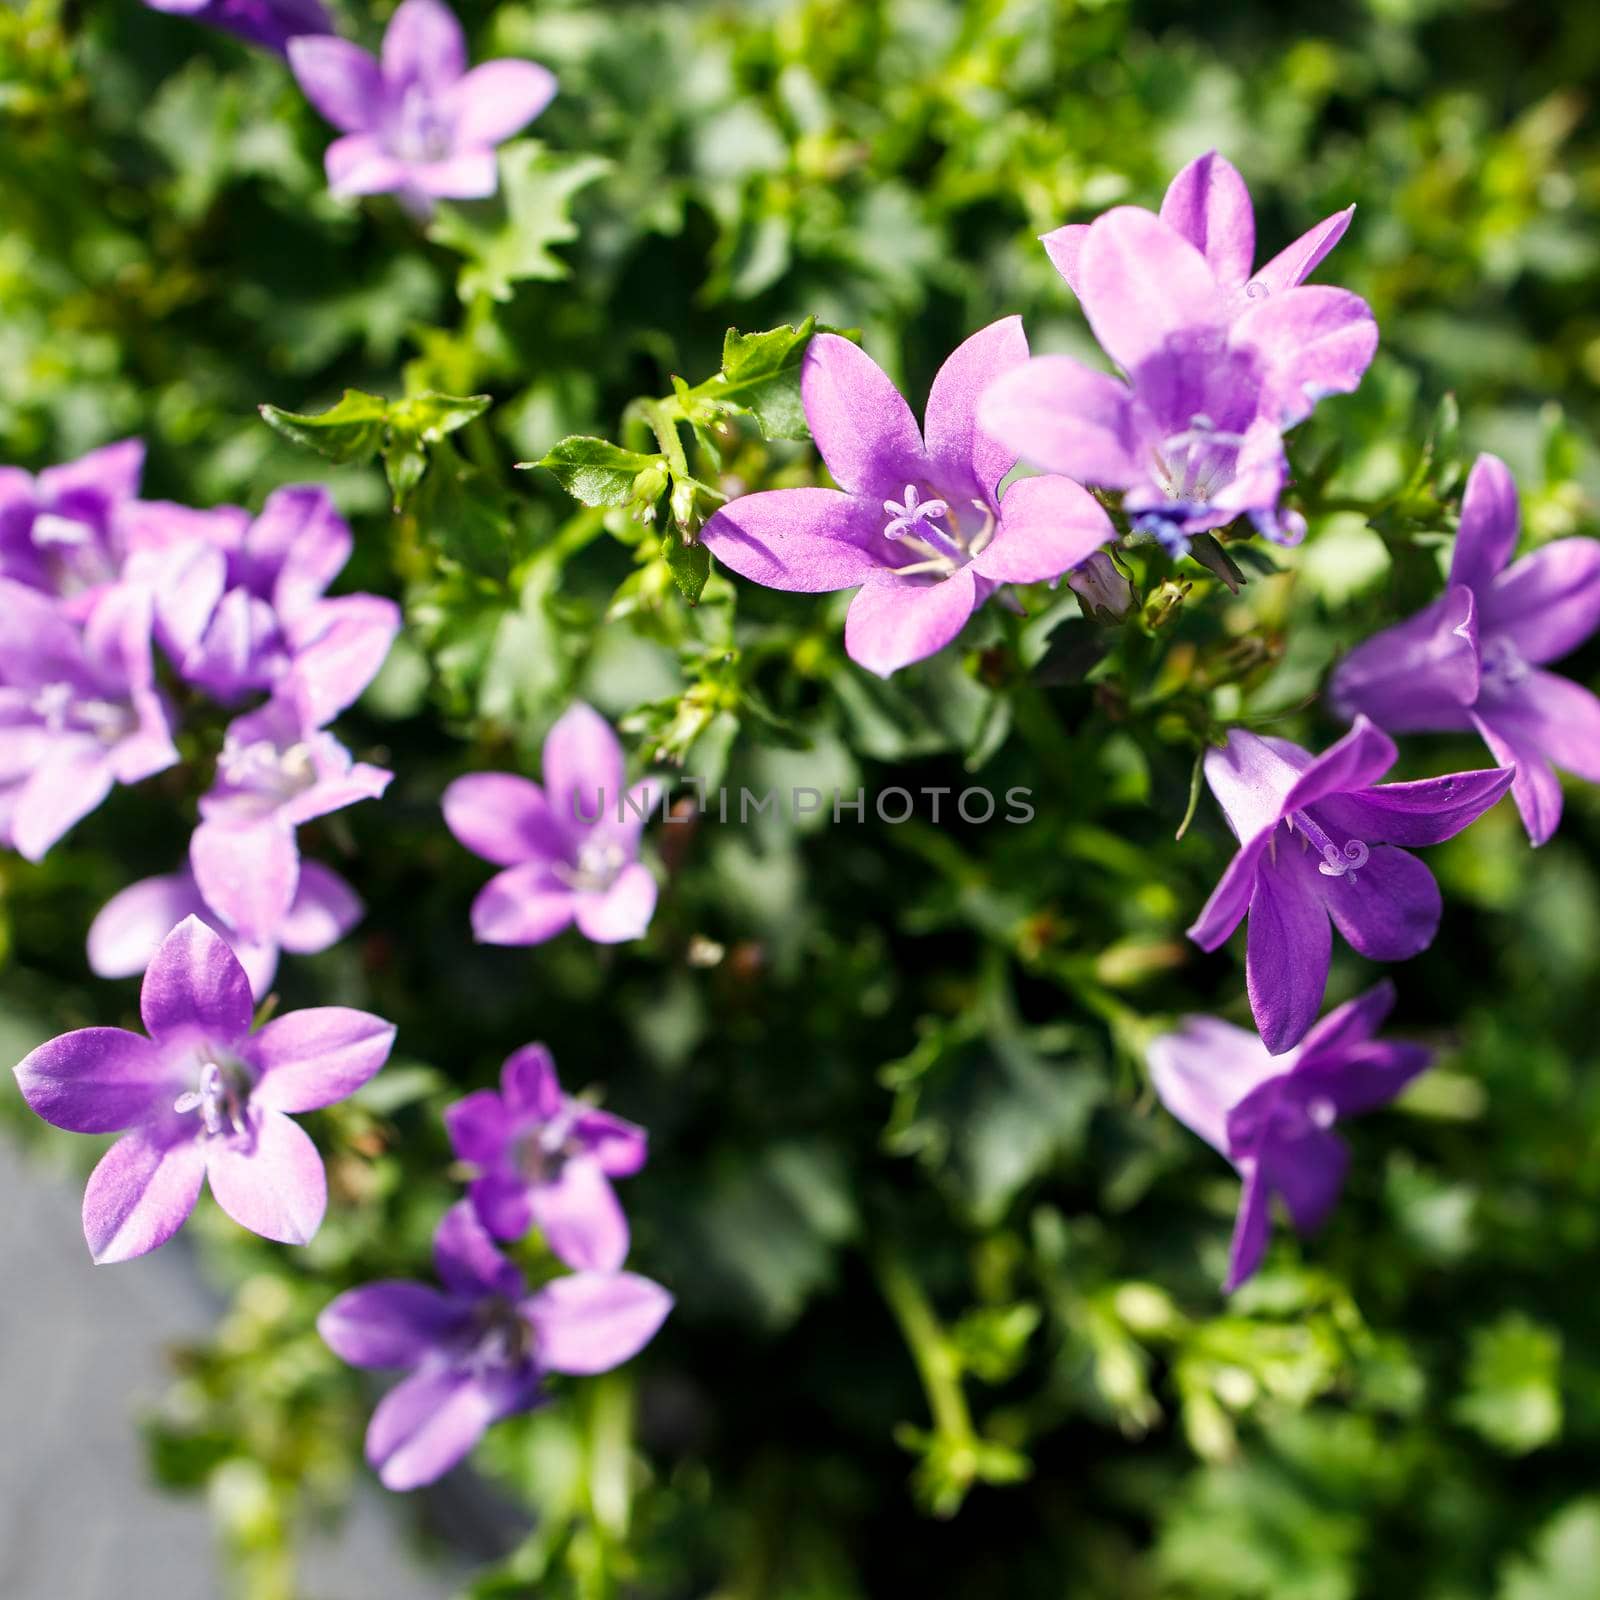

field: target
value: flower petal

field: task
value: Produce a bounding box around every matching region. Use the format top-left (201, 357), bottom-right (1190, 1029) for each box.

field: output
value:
top-left (9, 747), bottom-right (114, 863)
top-left (1231, 286), bottom-right (1378, 426)
top-left (1148, 1014), bottom-right (1283, 1156)
top-left (1327, 586), bottom-right (1481, 731)
top-left (449, 60), bottom-right (558, 146)
top-left (844, 566), bottom-right (979, 679)
top-left (246, 1008), bottom-right (396, 1113)
top-left (470, 863), bottom-right (577, 945)
top-left (573, 862), bottom-right (657, 944)
top-left (407, 151), bottom-right (500, 200)
top-left (1249, 206), bottom-right (1355, 298)
top-left (1296, 979), bottom-right (1396, 1059)
top-left (1260, 1127), bottom-right (1349, 1234)
top-left (1291, 1040), bottom-right (1433, 1121)
top-left (1040, 223), bottom-right (1088, 295)
top-left (444, 1088), bottom-right (511, 1167)
top-left (1482, 538), bottom-right (1600, 666)
top-left (700, 487), bottom-right (890, 594)
top-left (799, 334), bottom-right (926, 500)
top-left (1223, 1161), bottom-right (1272, 1293)
top-left (382, 0), bottom-right (466, 89)
top-left (502, 1043), bottom-right (563, 1119)
top-left (140, 915), bottom-right (255, 1046)
top-left (1313, 763), bottom-right (1514, 847)
top-left (1473, 706), bottom-right (1560, 846)
top-left (1319, 843), bottom-right (1441, 962)
top-left (1449, 452), bottom-right (1520, 593)
top-left (287, 37), bottom-right (386, 134)
top-left (278, 860), bottom-right (364, 954)
top-left (1481, 668), bottom-right (1600, 785)
top-left (1160, 151), bottom-right (1256, 288)
top-left (1203, 730), bottom-right (1305, 844)
top-left (248, 485), bottom-right (351, 622)
top-left (573, 1108), bottom-right (648, 1177)
top-left (433, 1198), bottom-right (524, 1299)
top-left (318, 1282), bottom-right (464, 1369)
top-left (83, 1120), bottom-right (206, 1265)
top-left (189, 816), bottom-right (301, 946)
top-left (1186, 829), bottom-right (1274, 952)
top-left (529, 1156), bottom-right (630, 1272)
top-left (1279, 716), bottom-right (1398, 817)
top-left (542, 702), bottom-right (625, 835)
top-left (522, 1271), bottom-right (673, 1375)
top-left (975, 473), bottom-right (1113, 583)
top-left (205, 1108), bottom-right (327, 1245)
top-left (1246, 844), bottom-right (1332, 1056)
top-left (1078, 206), bottom-right (1223, 377)
top-left (325, 132), bottom-right (409, 197)
top-left (88, 873), bottom-right (206, 981)
top-left (14, 1027), bottom-right (172, 1134)
top-left (977, 355), bottom-right (1142, 487)
top-left (284, 594), bottom-right (401, 724)
top-left (922, 315), bottom-right (1028, 502)
top-left (443, 772), bottom-right (566, 867)
top-left (469, 1171), bottom-right (535, 1240)
top-left (366, 1366), bottom-right (525, 1492)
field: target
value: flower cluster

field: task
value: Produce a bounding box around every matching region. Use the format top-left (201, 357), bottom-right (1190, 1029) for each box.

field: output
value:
top-left (0, 442), bottom-right (397, 991)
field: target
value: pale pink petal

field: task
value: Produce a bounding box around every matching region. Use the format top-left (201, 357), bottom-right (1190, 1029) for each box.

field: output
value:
top-left (976, 474), bottom-right (1113, 583)
top-left (1160, 151), bottom-right (1256, 288)
top-left (572, 862), bottom-right (657, 944)
top-left (1250, 206), bottom-right (1355, 299)
top-left (246, 1008), bottom-right (396, 1112)
top-left (287, 37), bottom-right (386, 134)
top-left (277, 860), bottom-right (364, 954)
top-left (1040, 223), bottom-right (1088, 295)
top-left (442, 772), bottom-right (567, 866)
top-left (140, 914), bottom-right (255, 1046)
top-left (88, 874), bottom-right (206, 980)
top-left (13, 1027), bottom-right (172, 1135)
top-left (190, 816), bottom-right (301, 945)
top-left (10, 747), bottom-right (114, 863)
top-left (922, 315), bottom-right (1028, 502)
top-left (325, 132), bottom-right (409, 197)
top-left (449, 60), bottom-right (557, 145)
top-left (976, 356), bottom-right (1142, 487)
top-left (542, 703), bottom-right (625, 832)
top-left (528, 1156), bottom-right (630, 1271)
top-left (699, 488), bottom-right (889, 593)
top-left (522, 1271), bottom-right (673, 1375)
top-left (799, 334), bottom-right (927, 500)
top-left (1231, 286), bottom-right (1378, 426)
top-left (83, 1121), bottom-right (206, 1265)
top-left (1148, 1014), bottom-right (1282, 1157)
top-left (205, 1108), bottom-right (327, 1245)
top-left (470, 862), bottom-right (577, 945)
top-left (843, 567), bottom-right (980, 679)
top-left (408, 151), bottom-right (500, 200)
top-left (382, 0), bottom-right (466, 91)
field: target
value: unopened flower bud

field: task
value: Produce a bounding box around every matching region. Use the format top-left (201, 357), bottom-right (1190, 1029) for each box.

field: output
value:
top-left (1068, 551), bottom-right (1136, 622)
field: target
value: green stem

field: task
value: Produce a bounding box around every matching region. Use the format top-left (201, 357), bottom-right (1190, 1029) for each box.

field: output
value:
top-left (876, 1249), bottom-right (975, 1452)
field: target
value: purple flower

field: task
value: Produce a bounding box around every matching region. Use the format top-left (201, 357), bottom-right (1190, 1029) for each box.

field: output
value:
top-left (0, 439), bottom-right (146, 611)
top-left (141, 0), bottom-right (332, 54)
top-left (443, 703), bottom-right (662, 947)
top-left (1149, 981), bottom-right (1431, 1291)
top-left (189, 689), bottom-right (392, 945)
top-left (318, 1201), bottom-right (672, 1491)
top-left (445, 1044), bottom-right (647, 1270)
top-left (1329, 453), bottom-right (1600, 845)
top-left (12, 916), bottom-right (395, 1262)
top-left (287, 0), bottom-right (557, 218)
top-left (0, 579), bottom-right (178, 862)
top-left (979, 199), bottom-right (1377, 555)
top-left (1188, 716), bottom-right (1512, 1054)
top-left (1041, 151), bottom-right (1356, 326)
top-left (125, 486), bottom-right (399, 713)
top-left (698, 318), bottom-right (1114, 678)
top-left (89, 859), bottom-right (363, 1000)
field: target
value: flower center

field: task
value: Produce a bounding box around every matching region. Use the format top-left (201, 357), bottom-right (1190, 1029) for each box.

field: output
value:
top-left (1287, 809), bottom-right (1371, 886)
top-left (879, 483), bottom-right (996, 579)
top-left (174, 1055), bottom-right (253, 1139)
top-left (553, 838), bottom-right (628, 894)
top-left (514, 1111), bottom-right (578, 1184)
top-left (1151, 413), bottom-right (1245, 508)
top-left (1480, 633), bottom-right (1531, 693)
top-left (469, 1296), bottom-right (537, 1373)
top-left (218, 735), bottom-right (316, 801)
top-left (393, 85), bottom-right (454, 164)
top-left (30, 681), bottom-right (134, 744)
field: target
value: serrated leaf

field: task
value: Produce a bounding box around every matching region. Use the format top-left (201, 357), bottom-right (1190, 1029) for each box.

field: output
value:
top-left (429, 140), bottom-right (610, 303)
top-left (535, 436), bottom-right (660, 508)
top-left (662, 526), bottom-right (710, 604)
top-left (392, 391), bottom-right (492, 442)
top-left (710, 318), bottom-right (820, 440)
top-left (259, 389), bottom-right (388, 463)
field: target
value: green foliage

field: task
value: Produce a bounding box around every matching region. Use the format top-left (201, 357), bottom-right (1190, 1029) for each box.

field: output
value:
top-left (4, 0), bottom-right (1600, 1597)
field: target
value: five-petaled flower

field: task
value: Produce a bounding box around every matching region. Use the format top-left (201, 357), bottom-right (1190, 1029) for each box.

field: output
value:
top-left (443, 702), bottom-right (662, 947)
top-left (1149, 981), bottom-right (1432, 1291)
top-left (1330, 452), bottom-right (1600, 846)
top-left (1188, 716), bottom-right (1513, 1054)
top-left (697, 318), bottom-right (1115, 678)
top-left (288, 0), bottom-right (557, 218)
top-left (12, 917), bottom-right (396, 1262)
top-left (445, 1044), bottom-right (647, 1270)
top-left (318, 1200), bottom-right (672, 1491)
top-left (979, 156), bottom-right (1377, 556)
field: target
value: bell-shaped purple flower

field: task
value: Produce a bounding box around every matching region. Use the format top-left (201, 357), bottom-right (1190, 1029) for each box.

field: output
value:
top-left (124, 485), bottom-right (399, 713)
top-left (698, 318), bottom-right (1114, 678)
top-left (141, 0), bottom-right (332, 55)
top-left (980, 181), bottom-right (1377, 555)
top-left (89, 859), bottom-right (363, 1000)
top-left (288, 0), bottom-right (557, 218)
top-left (189, 690), bottom-right (392, 945)
top-left (12, 916), bottom-right (396, 1262)
top-left (0, 579), bottom-right (178, 862)
top-left (445, 1044), bottom-right (647, 1270)
top-left (443, 703), bottom-right (662, 947)
top-left (1149, 981), bottom-right (1432, 1291)
top-left (0, 439), bottom-right (146, 612)
top-left (318, 1201), bottom-right (672, 1491)
top-left (1188, 716), bottom-right (1513, 1054)
top-left (1329, 452), bottom-right (1600, 845)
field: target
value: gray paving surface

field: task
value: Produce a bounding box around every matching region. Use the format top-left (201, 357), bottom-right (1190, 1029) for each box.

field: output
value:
top-left (0, 1134), bottom-right (453, 1600)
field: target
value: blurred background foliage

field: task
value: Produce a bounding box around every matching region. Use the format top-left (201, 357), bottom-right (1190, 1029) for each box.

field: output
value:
top-left (3, 0), bottom-right (1600, 1595)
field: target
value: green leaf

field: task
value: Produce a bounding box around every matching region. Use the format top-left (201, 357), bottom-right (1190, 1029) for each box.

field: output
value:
top-left (429, 141), bottom-right (610, 303)
top-left (390, 391), bottom-right (492, 442)
top-left (1500, 1500), bottom-right (1600, 1600)
top-left (1453, 1313), bottom-right (1563, 1455)
top-left (709, 317), bottom-right (838, 440)
top-left (661, 526), bottom-right (710, 604)
top-left (534, 436), bottom-right (661, 508)
top-left (411, 441), bottom-right (518, 579)
top-left (258, 389), bottom-right (388, 463)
